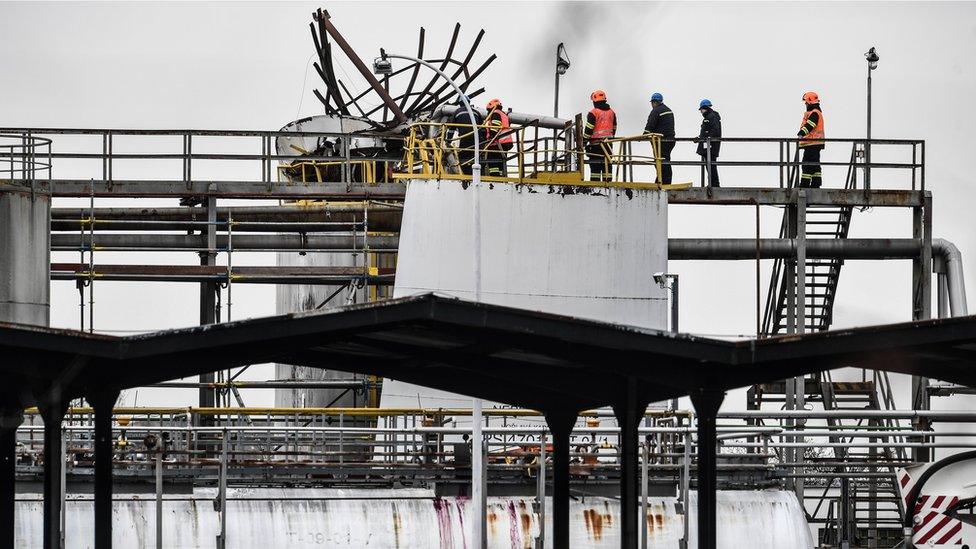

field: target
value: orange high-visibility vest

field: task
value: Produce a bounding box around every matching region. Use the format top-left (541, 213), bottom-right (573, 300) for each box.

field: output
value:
top-left (799, 108), bottom-right (825, 147)
top-left (487, 108), bottom-right (512, 147)
top-left (589, 108), bottom-right (616, 141)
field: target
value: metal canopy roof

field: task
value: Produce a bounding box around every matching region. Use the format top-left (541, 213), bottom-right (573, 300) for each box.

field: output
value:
top-left (1, 293), bottom-right (975, 411)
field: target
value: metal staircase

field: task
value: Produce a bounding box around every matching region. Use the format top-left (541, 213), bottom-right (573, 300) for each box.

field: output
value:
top-left (817, 371), bottom-right (907, 548)
top-left (761, 144), bottom-right (861, 336)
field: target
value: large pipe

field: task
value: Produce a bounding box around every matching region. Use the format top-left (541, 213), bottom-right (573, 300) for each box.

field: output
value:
top-left (668, 238), bottom-right (922, 260)
top-left (432, 104), bottom-right (571, 130)
top-left (671, 238), bottom-right (968, 315)
top-left (933, 238), bottom-right (968, 316)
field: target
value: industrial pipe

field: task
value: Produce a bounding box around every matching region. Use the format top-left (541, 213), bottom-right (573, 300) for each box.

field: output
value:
top-left (432, 104), bottom-right (571, 130)
top-left (671, 237), bottom-right (968, 315)
top-left (50, 233), bottom-right (399, 251)
top-left (933, 238), bottom-right (969, 316)
top-left (668, 238), bottom-right (923, 260)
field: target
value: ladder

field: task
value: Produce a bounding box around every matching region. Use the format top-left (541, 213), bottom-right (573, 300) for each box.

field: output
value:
top-left (761, 143), bottom-right (861, 336)
top-left (818, 371), bottom-right (906, 548)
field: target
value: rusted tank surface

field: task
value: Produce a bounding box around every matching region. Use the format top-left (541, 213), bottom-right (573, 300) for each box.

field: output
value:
top-left (14, 488), bottom-right (812, 548)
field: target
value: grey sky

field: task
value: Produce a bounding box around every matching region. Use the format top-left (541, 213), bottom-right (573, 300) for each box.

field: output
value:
top-left (1, 2), bottom-right (974, 418)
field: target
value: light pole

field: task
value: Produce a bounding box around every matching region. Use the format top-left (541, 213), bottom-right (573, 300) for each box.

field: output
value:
top-left (654, 272), bottom-right (680, 410)
top-left (553, 43), bottom-right (570, 118)
top-left (374, 50), bottom-right (486, 549)
top-left (865, 46), bottom-right (879, 190)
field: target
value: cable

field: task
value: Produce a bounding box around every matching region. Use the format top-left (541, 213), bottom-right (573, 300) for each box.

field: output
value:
top-left (295, 53), bottom-right (316, 120)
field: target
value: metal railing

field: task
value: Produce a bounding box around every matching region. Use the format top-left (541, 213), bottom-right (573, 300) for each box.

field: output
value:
top-left (0, 133), bottom-right (52, 186)
top-left (0, 127), bottom-right (926, 193)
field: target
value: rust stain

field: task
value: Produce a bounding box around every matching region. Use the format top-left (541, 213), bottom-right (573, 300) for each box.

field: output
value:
top-left (487, 506), bottom-right (499, 537)
top-left (392, 504), bottom-right (402, 548)
top-left (583, 508), bottom-right (606, 540)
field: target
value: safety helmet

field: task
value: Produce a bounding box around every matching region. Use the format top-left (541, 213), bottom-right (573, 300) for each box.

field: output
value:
top-left (590, 89), bottom-right (607, 102)
top-left (802, 91), bottom-right (820, 105)
top-left (486, 98), bottom-right (502, 110)
top-left (699, 99), bottom-right (712, 109)
top-left (650, 92), bottom-right (663, 102)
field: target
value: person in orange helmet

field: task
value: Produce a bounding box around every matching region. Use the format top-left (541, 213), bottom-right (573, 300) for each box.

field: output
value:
top-left (484, 98), bottom-right (513, 177)
top-left (583, 90), bottom-right (617, 182)
top-left (797, 91), bottom-right (825, 188)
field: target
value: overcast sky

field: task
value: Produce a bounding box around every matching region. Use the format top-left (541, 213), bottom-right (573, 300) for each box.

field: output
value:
top-left (2, 2), bottom-right (974, 424)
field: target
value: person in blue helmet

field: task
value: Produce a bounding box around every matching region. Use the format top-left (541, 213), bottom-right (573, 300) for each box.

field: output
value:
top-left (450, 94), bottom-right (484, 176)
top-left (696, 99), bottom-right (722, 187)
top-left (643, 92), bottom-right (675, 184)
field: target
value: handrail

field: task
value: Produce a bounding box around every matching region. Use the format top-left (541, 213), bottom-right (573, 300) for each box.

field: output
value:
top-left (1, 126), bottom-right (927, 193)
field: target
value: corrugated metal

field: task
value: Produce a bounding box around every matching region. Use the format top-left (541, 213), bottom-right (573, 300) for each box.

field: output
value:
top-left (15, 489), bottom-right (813, 548)
top-left (385, 179), bottom-right (668, 410)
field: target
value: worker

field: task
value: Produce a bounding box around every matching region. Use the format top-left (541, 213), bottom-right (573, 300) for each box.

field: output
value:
top-left (643, 92), bottom-right (675, 184)
top-left (797, 91), bottom-right (825, 188)
top-left (696, 99), bottom-right (722, 187)
top-left (583, 90), bottom-right (617, 182)
top-left (484, 98), bottom-right (513, 177)
top-left (450, 95), bottom-right (484, 176)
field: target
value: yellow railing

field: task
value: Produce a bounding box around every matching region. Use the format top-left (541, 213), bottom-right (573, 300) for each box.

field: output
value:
top-left (397, 121), bottom-right (689, 189)
top-left (278, 158), bottom-right (391, 185)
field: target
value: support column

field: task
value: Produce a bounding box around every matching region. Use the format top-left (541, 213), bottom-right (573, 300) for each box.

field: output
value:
top-left (690, 389), bottom-right (725, 549)
top-left (911, 193), bottom-right (933, 462)
top-left (39, 400), bottom-right (66, 549)
top-left (0, 407), bottom-right (24, 549)
top-left (199, 197), bottom-right (218, 409)
top-left (792, 191), bottom-right (807, 502)
top-left (544, 411), bottom-right (578, 549)
top-left (612, 380), bottom-right (647, 549)
top-left (90, 389), bottom-right (119, 549)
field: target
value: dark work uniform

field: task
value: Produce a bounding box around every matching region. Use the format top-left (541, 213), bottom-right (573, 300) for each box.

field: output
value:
top-left (798, 103), bottom-right (824, 188)
top-left (584, 101), bottom-right (617, 182)
top-left (696, 107), bottom-right (722, 187)
top-left (452, 108), bottom-right (484, 176)
top-left (644, 102), bottom-right (675, 184)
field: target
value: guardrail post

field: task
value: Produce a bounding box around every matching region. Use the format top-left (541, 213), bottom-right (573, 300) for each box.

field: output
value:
top-left (155, 448), bottom-right (163, 549)
top-left (535, 431), bottom-right (546, 549)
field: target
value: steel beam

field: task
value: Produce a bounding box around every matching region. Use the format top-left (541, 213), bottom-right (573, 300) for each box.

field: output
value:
top-left (200, 199), bottom-right (218, 409)
top-left (40, 181), bottom-right (925, 207)
top-left (39, 401), bottom-right (66, 549)
top-left (612, 380), bottom-right (647, 549)
top-left (318, 11), bottom-right (407, 124)
top-left (544, 411), bottom-right (577, 549)
top-left (90, 389), bottom-right (120, 549)
top-left (45, 180), bottom-right (407, 199)
top-left (690, 389), bottom-right (725, 549)
top-left (668, 187), bottom-right (923, 207)
top-left (51, 233), bottom-right (399, 251)
top-left (911, 193), bottom-right (934, 462)
top-left (0, 407), bottom-right (23, 549)
top-left (50, 264), bottom-right (395, 285)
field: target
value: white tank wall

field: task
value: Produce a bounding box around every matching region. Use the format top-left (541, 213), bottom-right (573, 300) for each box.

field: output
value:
top-left (0, 185), bottom-right (50, 325)
top-left (275, 250), bottom-right (368, 408)
top-left (14, 489), bottom-right (812, 548)
top-left (385, 179), bottom-right (669, 409)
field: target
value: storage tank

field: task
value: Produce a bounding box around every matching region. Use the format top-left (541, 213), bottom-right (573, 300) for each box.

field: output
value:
top-left (383, 178), bottom-right (669, 409)
top-left (0, 152), bottom-right (51, 326)
top-left (14, 488), bottom-right (813, 548)
top-left (274, 114), bottom-right (385, 408)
